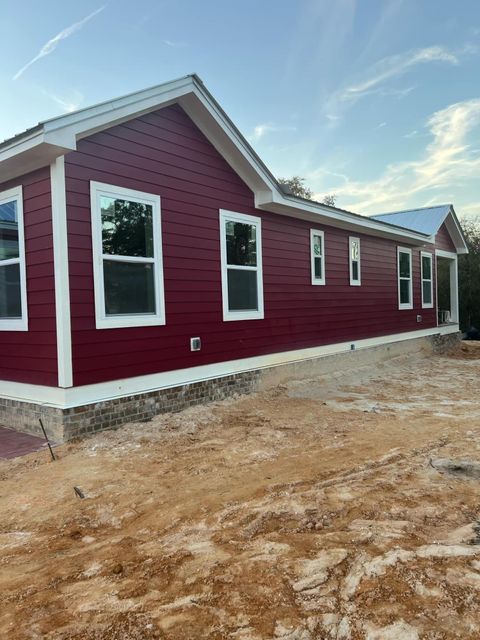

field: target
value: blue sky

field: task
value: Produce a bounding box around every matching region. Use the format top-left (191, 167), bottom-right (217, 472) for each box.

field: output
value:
top-left (2, 0), bottom-right (480, 217)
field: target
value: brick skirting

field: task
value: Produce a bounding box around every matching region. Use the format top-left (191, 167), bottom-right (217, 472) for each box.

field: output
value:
top-left (0, 371), bottom-right (260, 442)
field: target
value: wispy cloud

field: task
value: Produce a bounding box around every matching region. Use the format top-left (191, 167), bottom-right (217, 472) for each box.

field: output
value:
top-left (311, 98), bottom-right (480, 214)
top-left (341, 46), bottom-right (458, 102)
top-left (43, 89), bottom-right (84, 113)
top-left (249, 122), bottom-right (297, 142)
top-left (163, 39), bottom-right (187, 48)
top-left (325, 45), bottom-right (459, 122)
top-left (13, 6), bottom-right (105, 80)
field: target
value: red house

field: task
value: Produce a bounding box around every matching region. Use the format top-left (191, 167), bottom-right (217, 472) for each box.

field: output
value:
top-left (0, 75), bottom-right (468, 441)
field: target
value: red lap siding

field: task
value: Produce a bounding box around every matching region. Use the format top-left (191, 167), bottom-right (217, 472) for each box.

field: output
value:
top-left (0, 168), bottom-right (57, 385)
top-left (435, 223), bottom-right (457, 252)
top-left (65, 105), bottom-right (444, 386)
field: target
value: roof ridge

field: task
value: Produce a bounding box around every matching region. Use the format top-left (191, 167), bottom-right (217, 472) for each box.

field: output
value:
top-left (372, 204), bottom-right (451, 217)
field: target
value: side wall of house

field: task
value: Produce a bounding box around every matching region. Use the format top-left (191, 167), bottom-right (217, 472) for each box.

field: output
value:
top-left (63, 104), bottom-right (445, 387)
top-left (0, 168), bottom-right (58, 385)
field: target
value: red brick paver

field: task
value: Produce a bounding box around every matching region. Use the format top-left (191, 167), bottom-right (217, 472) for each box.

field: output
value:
top-left (0, 426), bottom-right (48, 460)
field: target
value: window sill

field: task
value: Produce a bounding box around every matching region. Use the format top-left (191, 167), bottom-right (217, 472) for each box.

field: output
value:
top-left (95, 315), bottom-right (166, 329)
top-left (0, 319), bottom-right (28, 331)
top-left (223, 310), bottom-right (264, 322)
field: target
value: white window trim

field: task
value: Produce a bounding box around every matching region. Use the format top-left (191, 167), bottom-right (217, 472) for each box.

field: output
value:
top-left (310, 229), bottom-right (325, 285)
top-left (90, 181), bottom-right (165, 329)
top-left (0, 185), bottom-right (28, 331)
top-left (349, 236), bottom-right (361, 286)
top-left (420, 251), bottom-right (433, 309)
top-left (219, 209), bottom-right (264, 321)
top-left (397, 246), bottom-right (413, 310)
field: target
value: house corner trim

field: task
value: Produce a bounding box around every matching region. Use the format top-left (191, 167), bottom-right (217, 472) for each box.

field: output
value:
top-left (51, 156), bottom-right (73, 387)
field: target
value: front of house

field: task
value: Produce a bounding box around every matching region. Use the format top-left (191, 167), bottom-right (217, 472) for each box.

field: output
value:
top-left (0, 75), bottom-right (468, 440)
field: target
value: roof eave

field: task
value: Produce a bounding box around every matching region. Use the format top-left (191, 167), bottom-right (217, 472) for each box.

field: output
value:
top-left (258, 192), bottom-right (432, 243)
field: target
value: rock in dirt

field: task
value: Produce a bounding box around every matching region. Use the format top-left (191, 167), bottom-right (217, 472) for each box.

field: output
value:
top-left (430, 458), bottom-right (480, 479)
top-left (364, 620), bottom-right (419, 639)
top-left (292, 548), bottom-right (348, 592)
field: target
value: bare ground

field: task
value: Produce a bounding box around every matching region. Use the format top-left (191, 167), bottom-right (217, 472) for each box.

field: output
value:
top-left (1, 342), bottom-right (480, 639)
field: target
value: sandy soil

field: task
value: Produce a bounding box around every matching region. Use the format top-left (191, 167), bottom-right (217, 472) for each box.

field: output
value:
top-left (1, 342), bottom-right (480, 639)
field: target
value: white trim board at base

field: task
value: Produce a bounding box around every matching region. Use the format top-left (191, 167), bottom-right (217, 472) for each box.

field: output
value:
top-left (0, 324), bottom-right (459, 410)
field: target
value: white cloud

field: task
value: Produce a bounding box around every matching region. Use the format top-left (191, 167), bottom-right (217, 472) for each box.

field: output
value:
top-left (311, 98), bottom-right (480, 214)
top-left (163, 40), bottom-right (187, 48)
top-left (13, 6), bottom-right (105, 80)
top-left (341, 46), bottom-right (458, 101)
top-left (249, 122), bottom-right (297, 142)
top-left (325, 45), bottom-right (458, 122)
top-left (44, 90), bottom-right (84, 113)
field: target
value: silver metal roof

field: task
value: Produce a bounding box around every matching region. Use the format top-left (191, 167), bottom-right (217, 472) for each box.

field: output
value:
top-left (371, 205), bottom-right (452, 235)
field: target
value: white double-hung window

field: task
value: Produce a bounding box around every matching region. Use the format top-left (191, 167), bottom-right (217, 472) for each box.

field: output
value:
top-left (421, 252), bottom-right (433, 308)
top-left (397, 247), bottom-right (413, 310)
top-left (310, 229), bottom-right (325, 285)
top-left (349, 236), bottom-right (361, 285)
top-left (219, 209), bottom-right (264, 321)
top-left (90, 182), bottom-right (165, 329)
top-left (0, 186), bottom-right (28, 331)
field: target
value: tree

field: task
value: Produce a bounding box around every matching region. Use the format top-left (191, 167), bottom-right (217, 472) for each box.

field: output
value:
top-left (278, 176), bottom-right (313, 200)
top-left (321, 194), bottom-right (337, 207)
top-left (458, 216), bottom-right (480, 330)
top-left (278, 176), bottom-right (337, 207)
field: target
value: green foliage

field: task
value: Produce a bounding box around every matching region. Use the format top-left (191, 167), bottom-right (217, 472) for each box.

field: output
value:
top-left (321, 194), bottom-right (337, 207)
top-left (278, 176), bottom-right (337, 207)
top-left (101, 199), bottom-right (153, 258)
top-left (278, 176), bottom-right (313, 200)
top-left (458, 216), bottom-right (480, 330)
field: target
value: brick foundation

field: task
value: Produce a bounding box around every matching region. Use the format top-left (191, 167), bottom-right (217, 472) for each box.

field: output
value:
top-left (0, 371), bottom-right (260, 442)
top-left (0, 331), bottom-right (462, 442)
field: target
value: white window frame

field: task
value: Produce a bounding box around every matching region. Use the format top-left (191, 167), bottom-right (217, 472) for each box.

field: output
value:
top-left (420, 251), bottom-right (433, 309)
top-left (90, 181), bottom-right (165, 329)
top-left (0, 185), bottom-right (28, 331)
top-left (310, 229), bottom-right (325, 285)
top-left (397, 246), bottom-right (413, 310)
top-left (349, 236), bottom-right (361, 286)
top-left (219, 209), bottom-right (264, 321)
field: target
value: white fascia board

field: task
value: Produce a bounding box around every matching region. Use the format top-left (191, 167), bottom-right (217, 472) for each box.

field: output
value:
top-left (0, 324), bottom-right (460, 410)
top-left (180, 88), bottom-right (275, 197)
top-left (259, 195), bottom-right (432, 245)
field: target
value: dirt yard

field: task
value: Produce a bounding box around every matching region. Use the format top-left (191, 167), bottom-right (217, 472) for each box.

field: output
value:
top-left (1, 342), bottom-right (480, 639)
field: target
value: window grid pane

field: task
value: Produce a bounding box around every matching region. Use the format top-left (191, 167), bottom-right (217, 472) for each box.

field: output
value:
top-left (101, 196), bottom-right (154, 258)
top-left (399, 252), bottom-right (410, 278)
top-left (422, 281), bottom-right (432, 305)
top-left (313, 234), bottom-right (322, 257)
top-left (0, 262), bottom-right (22, 319)
top-left (227, 267), bottom-right (258, 311)
top-left (226, 221), bottom-right (257, 266)
top-left (400, 278), bottom-right (411, 305)
top-left (422, 255), bottom-right (432, 280)
top-left (352, 261), bottom-right (359, 282)
top-left (0, 200), bottom-right (19, 261)
top-left (103, 260), bottom-right (156, 316)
